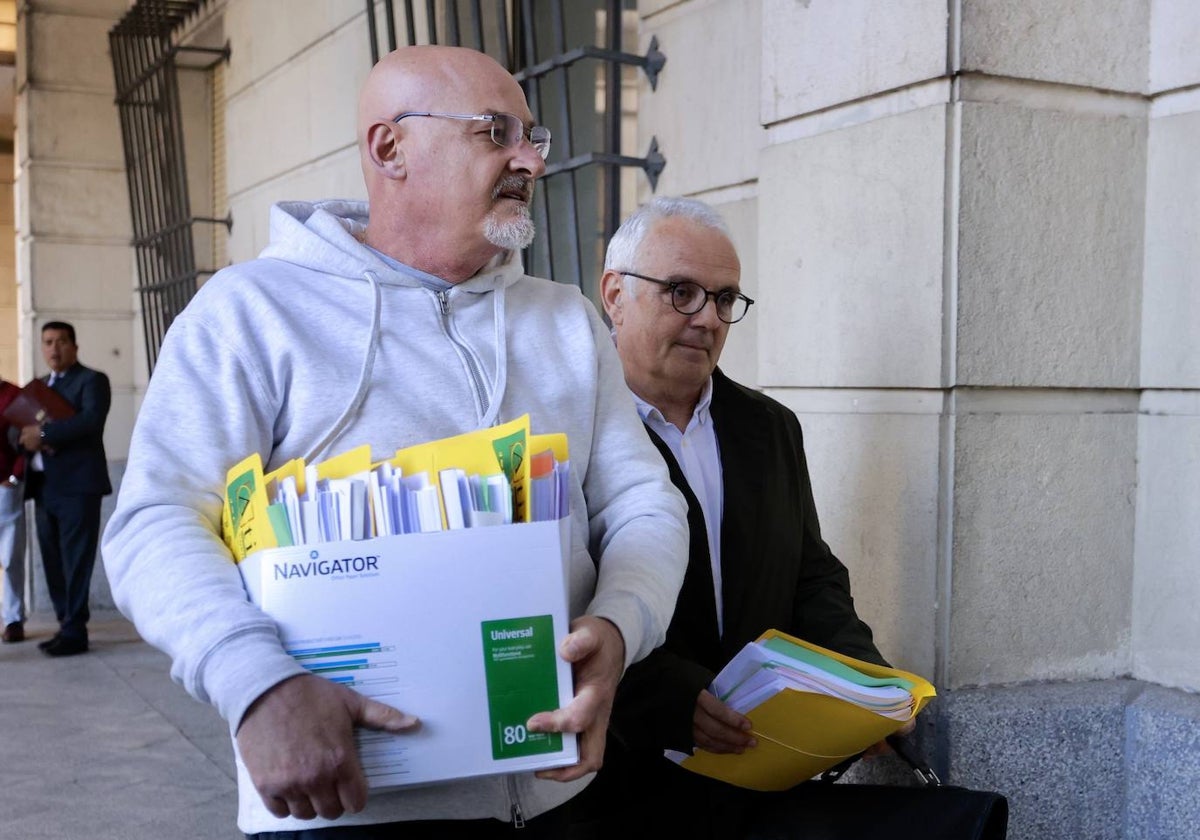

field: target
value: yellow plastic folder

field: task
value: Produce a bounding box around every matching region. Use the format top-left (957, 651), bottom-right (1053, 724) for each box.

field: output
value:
top-left (390, 415), bottom-right (531, 524)
top-left (676, 629), bottom-right (936, 791)
top-left (222, 452), bottom-right (280, 562)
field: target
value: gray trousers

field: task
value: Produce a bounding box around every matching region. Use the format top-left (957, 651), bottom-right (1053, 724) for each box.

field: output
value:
top-left (0, 483), bottom-right (26, 625)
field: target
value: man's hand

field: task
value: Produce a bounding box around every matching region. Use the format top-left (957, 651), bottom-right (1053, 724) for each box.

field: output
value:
top-left (692, 689), bottom-right (755, 754)
top-left (235, 674), bottom-right (419, 820)
top-left (18, 425), bottom-right (41, 452)
top-left (526, 615), bottom-right (625, 782)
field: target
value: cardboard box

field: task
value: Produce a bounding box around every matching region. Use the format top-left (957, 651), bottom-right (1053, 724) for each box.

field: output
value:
top-left (238, 517), bottom-right (578, 788)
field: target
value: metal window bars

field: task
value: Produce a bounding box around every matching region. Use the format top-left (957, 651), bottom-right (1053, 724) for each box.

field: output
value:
top-left (110, 0), bottom-right (664, 372)
top-left (110, 0), bottom-right (228, 374)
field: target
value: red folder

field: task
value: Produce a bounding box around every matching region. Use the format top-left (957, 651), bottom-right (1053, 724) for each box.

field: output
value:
top-left (0, 381), bottom-right (19, 422)
top-left (1, 378), bottom-right (75, 427)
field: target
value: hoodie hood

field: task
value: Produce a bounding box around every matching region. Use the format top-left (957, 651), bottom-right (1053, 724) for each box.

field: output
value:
top-left (260, 199), bottom-right (525, 292)
top-left (260, 199), bottom-right (383, 280)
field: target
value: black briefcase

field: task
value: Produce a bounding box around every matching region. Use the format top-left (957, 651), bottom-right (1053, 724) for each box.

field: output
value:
top-left (745, 736), bottom-right (1009, 840)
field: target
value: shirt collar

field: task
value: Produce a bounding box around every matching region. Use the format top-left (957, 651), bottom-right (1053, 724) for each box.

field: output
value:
top-left (364, 244), bottom-right (453, 290)
top-left (48, 364), bottom-right (76, 383)
top-left (632, 376), bottom-right (714, 430)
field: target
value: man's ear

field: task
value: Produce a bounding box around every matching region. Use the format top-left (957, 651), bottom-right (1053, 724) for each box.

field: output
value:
top-left (366, 122), bottom-right (405, 177)
top-left (599, 269), bottom-right (625, 326)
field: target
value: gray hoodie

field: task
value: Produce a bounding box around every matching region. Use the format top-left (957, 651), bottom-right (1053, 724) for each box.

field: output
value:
top-left (101, 199), bottom-right (688, 832)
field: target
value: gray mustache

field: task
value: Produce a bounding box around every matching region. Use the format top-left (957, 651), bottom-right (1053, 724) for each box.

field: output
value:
top-left (493, 175), bottom-right (533, 202)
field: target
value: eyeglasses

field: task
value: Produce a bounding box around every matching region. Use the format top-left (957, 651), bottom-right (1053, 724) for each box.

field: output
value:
top-left (391, 111), bottom-right (552, 159)
top-left (620, 271), bottom-right (755, 324)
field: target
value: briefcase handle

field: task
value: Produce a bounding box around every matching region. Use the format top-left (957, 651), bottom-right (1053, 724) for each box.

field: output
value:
top-left (885, 734), bottom-right (942, 786)
top-left (818, 734), bottom-right (941, 788)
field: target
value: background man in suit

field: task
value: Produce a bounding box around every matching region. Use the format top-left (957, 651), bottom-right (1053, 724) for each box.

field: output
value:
top-left (577, 197), bottom-right (909, 838)
top-left (18, 321), bottom-right (112, 656)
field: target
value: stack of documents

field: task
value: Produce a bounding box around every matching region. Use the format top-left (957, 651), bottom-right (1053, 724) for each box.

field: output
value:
top-left (669, 629), bottom-right (936, 791)
top-left (222, 416), bottom-right (579, 789)
top-left (221, 414), bottom-right (569, 561)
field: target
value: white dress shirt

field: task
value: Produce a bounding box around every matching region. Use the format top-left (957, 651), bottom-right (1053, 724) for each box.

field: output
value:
top-left (29, 372), bottom-right (58, 473)
top-left (633, 378), bottom-right (726, 636)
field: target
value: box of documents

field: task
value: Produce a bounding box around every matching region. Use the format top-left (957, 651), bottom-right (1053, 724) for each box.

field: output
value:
top-left (238, 519), bottom-right (577, 787)
top-left (227, 416), bottom-right (579, 788)
top-left (669, 629), bottom-right (936, 791)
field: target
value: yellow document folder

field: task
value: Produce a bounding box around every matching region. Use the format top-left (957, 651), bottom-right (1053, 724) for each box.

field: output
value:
top-left (677, 629), bottom-right (936, 791)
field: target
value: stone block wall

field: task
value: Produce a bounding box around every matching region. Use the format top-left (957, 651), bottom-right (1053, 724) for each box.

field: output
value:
top-left (638, 1), bottom-right (1200, 837)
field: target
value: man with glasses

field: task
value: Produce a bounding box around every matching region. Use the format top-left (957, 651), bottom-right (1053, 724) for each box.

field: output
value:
top-left (575, 196), bottom-right (900, 838)
top-left (103, 46), bottom-right (687, 839)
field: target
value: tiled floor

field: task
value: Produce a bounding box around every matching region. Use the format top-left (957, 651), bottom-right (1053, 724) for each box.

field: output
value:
top-left (0, 610), bottom-right (242, 840)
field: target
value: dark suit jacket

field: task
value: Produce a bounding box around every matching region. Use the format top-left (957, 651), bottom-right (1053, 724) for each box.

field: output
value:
top-left (610, 367), bottom-right (884, 755)
top-left (583, 368), bottom-right (885, 837)
top-left (27, 363), bottom-right (112, 499)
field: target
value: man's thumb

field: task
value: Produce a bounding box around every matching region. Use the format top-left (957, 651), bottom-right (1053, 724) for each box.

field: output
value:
top-left (353, 696), bottom-right (420, 733)
top-left (560, 624), bottom-right (597, 662)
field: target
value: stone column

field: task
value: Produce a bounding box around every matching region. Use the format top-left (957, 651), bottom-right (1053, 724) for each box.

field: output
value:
top-left (15, 0), bottom-right (134, 611)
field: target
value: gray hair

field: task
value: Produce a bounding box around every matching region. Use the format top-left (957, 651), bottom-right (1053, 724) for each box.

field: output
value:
top-left (604, 196), bottom-right (731, 277)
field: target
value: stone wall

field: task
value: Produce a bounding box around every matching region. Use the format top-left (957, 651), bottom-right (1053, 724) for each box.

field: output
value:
top-left (637, 1), bottom-right (1199, 837)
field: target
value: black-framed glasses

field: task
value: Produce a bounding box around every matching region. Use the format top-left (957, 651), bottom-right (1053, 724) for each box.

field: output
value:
top-left (391, 111), bottom-right (552, 159)
top-left (620, 271), bottom-right (755, 324)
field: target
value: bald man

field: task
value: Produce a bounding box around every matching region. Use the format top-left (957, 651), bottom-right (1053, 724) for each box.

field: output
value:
top-left (103, 46), bottom-right (688, 840)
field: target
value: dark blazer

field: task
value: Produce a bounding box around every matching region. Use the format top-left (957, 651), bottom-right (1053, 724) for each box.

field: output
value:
top-left (610, 367), bottom-right (884, 755)
top-left (581, 368), bottom-right (886, 838)
top-left (27, 363), bottom-right (112, 499)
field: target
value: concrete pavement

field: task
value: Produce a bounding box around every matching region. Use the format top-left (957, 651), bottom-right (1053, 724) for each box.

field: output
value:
top-left (0, 609), bottom-right (243, 840)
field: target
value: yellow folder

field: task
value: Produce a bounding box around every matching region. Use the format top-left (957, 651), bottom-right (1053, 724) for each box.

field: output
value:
top-left (222, 452), bottom-right (280, 562)
top-left (389, 415), bottom-right (531, 524)
top-left (677, 629), bottom-right (936, 791)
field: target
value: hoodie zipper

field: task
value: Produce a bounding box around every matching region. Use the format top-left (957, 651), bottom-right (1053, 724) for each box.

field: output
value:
top-left (435, 289), bottom-right (491, 420)
top-left (506, 776), bottom-right (525, 828)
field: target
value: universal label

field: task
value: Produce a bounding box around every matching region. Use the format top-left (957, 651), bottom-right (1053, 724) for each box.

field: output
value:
top-left (481, 615), bottom-right (563, 760)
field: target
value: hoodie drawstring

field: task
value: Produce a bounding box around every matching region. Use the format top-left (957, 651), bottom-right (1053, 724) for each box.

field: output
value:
top-left (303, 269), bottom-right (383, 462)
top-left (479, 282), bottom-right (509, 429)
